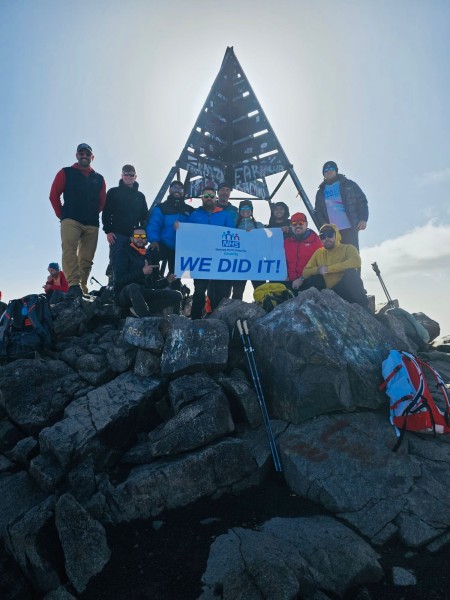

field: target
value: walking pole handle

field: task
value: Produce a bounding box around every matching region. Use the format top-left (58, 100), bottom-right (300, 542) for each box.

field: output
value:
top-left (242, 320), bottom-right (249, 335)
top-left (371, 262), bottom-right (381, 277)
top-left (236, 319), bottom-right (243, 335)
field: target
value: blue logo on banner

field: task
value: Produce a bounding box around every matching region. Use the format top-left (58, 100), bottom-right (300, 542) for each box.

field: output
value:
top-left (222, 230), bottom-right (240, 248)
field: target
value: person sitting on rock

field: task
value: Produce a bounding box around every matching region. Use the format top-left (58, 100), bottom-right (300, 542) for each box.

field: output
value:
top-left (284, 212), bottom-right (323, 295)
top-left (43, 262), bottom-right (69, 303)
top-left (112, 226), bottom-right (182, 317)
top-left (302, 223), bottom-right (368, 308)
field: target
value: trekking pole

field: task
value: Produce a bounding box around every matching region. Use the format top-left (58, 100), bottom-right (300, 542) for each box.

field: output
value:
top-left (371, 262), bottom-right (395, 308)
top-left (236, 319), bottom-right (282, 472)
top-left (89, 276), bottom-right (104, 288)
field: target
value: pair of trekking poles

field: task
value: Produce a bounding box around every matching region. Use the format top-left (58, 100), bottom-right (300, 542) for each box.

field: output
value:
top-left (236, 319), bottom-right (282, 472)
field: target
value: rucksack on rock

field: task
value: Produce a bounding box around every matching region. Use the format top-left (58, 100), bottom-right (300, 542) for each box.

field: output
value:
top-left (380, 349), bottom-right (450, 450)
top-left (253, 283), bottom-right (294, 313)
top-left (0, 294), bottom-right (53, 361)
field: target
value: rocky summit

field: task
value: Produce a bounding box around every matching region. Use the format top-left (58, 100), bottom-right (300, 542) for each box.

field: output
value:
top-left (1, 290), bottom-right (450, 599)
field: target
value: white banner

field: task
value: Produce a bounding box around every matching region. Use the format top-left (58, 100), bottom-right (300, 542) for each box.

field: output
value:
top-left (175, 223), bottom-right (287, 280)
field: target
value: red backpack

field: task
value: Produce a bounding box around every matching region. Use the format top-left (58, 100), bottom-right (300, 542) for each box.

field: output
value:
top-left (380, 350), bottom-right (450, 450)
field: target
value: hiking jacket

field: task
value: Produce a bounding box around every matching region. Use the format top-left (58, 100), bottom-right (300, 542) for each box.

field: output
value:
top-left (315, 174), bottom-right (368, 229)
top-left (50, 163), bottom-right (106, 226)
top-left (112, 243), bottom-right (170, 293)
top-left (45, 271), bottom-right (69, 293)
top-left (188, 206), bottom-right (235, 227)
top-left (303, 224), bottom-right (361, 288)
top-left (236, 217), bottom-right (264, 231)
top-left (216, 202), bottom-right (239, 226)
top-left (102, 180), bottom-right (148, 236)
top-left (146, 195), bottom-right (194, 250)
top-left (284, 229), bottom-right (323, 281)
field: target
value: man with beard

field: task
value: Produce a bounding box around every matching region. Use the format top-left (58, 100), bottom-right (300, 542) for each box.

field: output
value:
top-left (185, 186), bottom-right (236, 319)
top-left (102, 164), bottom-right (148, 265)
top-left (302, 224), bottom-right (368, 308)
top-left (49, 143), bottom-right (106, 296)
top-left (283, 212), bottom-right (323, 295)
top-left (216, 182), bottom-right (238, 226)
top-left (112, 227), bottom-right (182, 317)
top-left (315, 161), bottom-right (368, 250)
top-left (146, 180), bottom-right (194, 277)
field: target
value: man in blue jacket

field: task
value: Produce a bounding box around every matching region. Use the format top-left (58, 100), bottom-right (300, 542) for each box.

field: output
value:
top-left (186, 186), bottom-right (235, 319)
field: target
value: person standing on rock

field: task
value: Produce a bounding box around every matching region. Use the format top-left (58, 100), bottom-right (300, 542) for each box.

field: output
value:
top-left (112, 226), bottom-right (182, 317)
top-left (302, 224), bottom-right (368, 308)
top-left (102, 164), bottom-right (148, 269)
top-left (49, 143), bottom-right (106, 297)
top-left (216, 182), bottom-right (238, 226)
top-left (284, 212), bottom-right (323, 295)
top-left (181, 186), bottom-right (236, 319)
top-left (315, 161), bottom-right (368, 250)
top-left (146, 180), bottom-right (194, 278)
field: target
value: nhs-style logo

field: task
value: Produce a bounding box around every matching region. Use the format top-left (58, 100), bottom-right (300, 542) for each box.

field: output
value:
top-left (221, 230), bottom-right (240, 248)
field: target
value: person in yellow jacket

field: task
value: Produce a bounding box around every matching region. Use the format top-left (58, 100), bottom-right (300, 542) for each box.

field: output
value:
top-left (301, 223), bottom-right (368, 308)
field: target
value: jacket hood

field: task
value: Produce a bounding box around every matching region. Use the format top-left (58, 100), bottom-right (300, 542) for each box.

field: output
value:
top-left (320, 223), bottom-right (342, 245)
top-left (318, 173), bottom-right (346, 190)
top-left (119, 179), bottom-right (139, 190)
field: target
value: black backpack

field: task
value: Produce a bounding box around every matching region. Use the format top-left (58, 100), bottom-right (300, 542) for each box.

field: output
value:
top-left (0, 294), bottom-right (53, 361)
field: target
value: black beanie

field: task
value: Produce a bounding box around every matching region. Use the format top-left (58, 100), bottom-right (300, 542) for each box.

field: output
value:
top-left (322, 161), bottom-right (338, 174)
top-left (239, 200), bottom-right (253, 211)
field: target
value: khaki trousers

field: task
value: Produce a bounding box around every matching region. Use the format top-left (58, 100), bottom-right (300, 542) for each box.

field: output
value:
top-left (61, 219), bottom-right (99, 293)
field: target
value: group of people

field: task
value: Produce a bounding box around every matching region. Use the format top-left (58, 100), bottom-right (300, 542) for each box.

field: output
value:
top-left (47, 144), bottom-right (369, 318)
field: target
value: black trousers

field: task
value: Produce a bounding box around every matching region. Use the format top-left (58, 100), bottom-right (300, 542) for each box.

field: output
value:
top-left (191, 280), bottom-right (232, 320)
top-left (302, 269), bottom-right (367, 307)
top-left (118, 283), bottom-right (181, 317)
top-left (147, 243), bottom-right (176, 275)
top-left (339, 228), bottom-right (359, 251)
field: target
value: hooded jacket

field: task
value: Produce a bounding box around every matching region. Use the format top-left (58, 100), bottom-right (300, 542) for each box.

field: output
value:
top-left (284, 229), bottom-right (323, 281)
top-left (102, 180), bottom-right (148, 236)
top-left (303, 224), bottom-right (361, 288)
top-left (146, 195), bottom-right (194, 250)
top-left (315, 174), bottom-right (368, 229)
top-left (268, 202), bottom-right (290, 229)
top-left (188, 206), bottom-right (235, 228)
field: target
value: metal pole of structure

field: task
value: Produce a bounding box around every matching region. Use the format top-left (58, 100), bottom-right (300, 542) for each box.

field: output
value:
top-left (287, 166), bottom-right (319, 228)
top-left (150, 166), bottom-right (178, 210)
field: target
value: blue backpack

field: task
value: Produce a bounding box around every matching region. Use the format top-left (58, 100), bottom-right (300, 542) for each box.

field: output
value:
top-left (0, 294), bottom-right (53, 362)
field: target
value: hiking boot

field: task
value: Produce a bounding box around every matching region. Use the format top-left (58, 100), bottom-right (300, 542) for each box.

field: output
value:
top-left (67, 285), bottom-right (83, 298)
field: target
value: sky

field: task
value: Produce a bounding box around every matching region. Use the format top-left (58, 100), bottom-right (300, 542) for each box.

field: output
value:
top-left (1, 0), bottom-right (449, 333)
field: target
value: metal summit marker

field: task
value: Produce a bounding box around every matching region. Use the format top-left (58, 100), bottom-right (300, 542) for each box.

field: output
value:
top-left (153, 46), bottom-right (317, 225)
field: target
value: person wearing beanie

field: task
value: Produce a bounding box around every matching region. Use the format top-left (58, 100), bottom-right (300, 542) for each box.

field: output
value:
top-left (216, 182), bottom-right (238, 225)
top-left (314, 161), bottom-right (368, 250)
top-left (146, 180), bottom-right (194, 279)
top-left (231, 201), bottom-right (265, 300)
top-left (268, 201), bottom-right (291, 235)
top-left (283, 212), bottom-right (323, 295)
top-left (102, 164), bottom-right (148, 276)
top-left (49, 143), bottom-right (106, 297)
top-left (44, 262), bottom-right (69, 303)
top-left (302, 223), bottom-right (368, 308)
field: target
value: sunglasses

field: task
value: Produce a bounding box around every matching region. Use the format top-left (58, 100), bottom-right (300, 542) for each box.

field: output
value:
top-left (122, 172), bottom-right (136, 177)
top-left (132, 233), bottom-right (147, 239)
top-left (291, 221), bottom-right (306, 226)
top-left (319, 231), bottom-right (335, 239)
top-left (323, 166), bottom-right (336, 173)
top-left (203, 193), bottom-right (215, 199)
top-left (78, 151), bottom-right (92, 157)
top-left (171, 185), bottom-right (184, 190)
top-left (240, 206), bottom-right (252, 211)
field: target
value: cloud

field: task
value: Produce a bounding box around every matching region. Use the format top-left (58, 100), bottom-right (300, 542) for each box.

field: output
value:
top-left (416, 167), bottom-right (450, 187)
top-left (361, 222), bottom-right (450, 334)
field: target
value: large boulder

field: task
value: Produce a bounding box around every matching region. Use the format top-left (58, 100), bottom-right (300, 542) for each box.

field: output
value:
top-left (0, 472), bottom-right (47, 539)
top-left (250, 288), bottom-right (407, 424)
top-left (0, 359), bottom-right (83, 435)
top-left (39, 373), bottom-right (164, 470)
top-left (280, 412), bottom-right (450, 547)
top-left (200, 516), bottom-right (382, 599)
top-left (160, 316), bottom-right (229, 375)
top-left (55, 493), bottom-right (110, 594)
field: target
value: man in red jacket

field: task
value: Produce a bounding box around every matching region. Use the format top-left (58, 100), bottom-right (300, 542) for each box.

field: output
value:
top-left (49, 143), bottom-right (106, 296)
top-left (283, 212), bottom-right (322, 294)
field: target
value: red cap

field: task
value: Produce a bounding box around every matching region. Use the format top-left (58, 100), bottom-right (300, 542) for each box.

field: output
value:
top-left (291, 212), bottom-right (307, 223)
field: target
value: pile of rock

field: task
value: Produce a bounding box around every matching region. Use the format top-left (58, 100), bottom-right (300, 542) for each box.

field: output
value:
top-left (0, 290), bottom-right (449, 598)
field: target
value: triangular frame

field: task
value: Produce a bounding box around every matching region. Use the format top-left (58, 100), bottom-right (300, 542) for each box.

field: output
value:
top-left (153, 47), bottom-right (317, 225)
